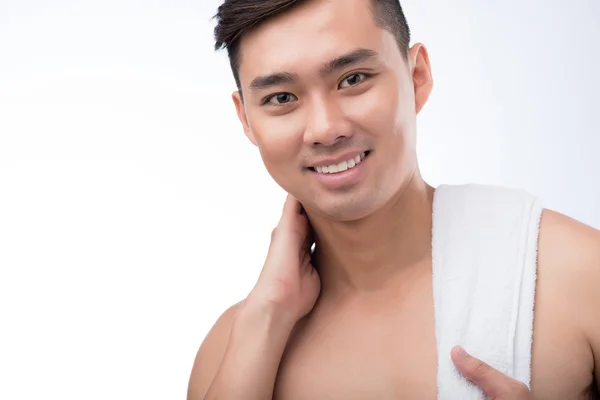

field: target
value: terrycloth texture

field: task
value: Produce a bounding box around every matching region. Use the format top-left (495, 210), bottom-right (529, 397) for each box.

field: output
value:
top-left (432, 184), bottom-right (544, 399)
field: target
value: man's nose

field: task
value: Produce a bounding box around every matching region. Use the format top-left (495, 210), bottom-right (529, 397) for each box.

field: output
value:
top-left (303, 96), bottom-right (353, 147)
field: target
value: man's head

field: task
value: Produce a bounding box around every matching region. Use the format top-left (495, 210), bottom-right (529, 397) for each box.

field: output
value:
top-left (213, 0), bottom-right (433, 221)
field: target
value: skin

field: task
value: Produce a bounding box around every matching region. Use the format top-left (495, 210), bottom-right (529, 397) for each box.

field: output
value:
top-left (188, 0), bottom-right (600, 398)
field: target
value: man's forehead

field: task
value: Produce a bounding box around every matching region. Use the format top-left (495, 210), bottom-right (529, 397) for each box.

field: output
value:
top-left (237, 0), bottom-right (388, 83)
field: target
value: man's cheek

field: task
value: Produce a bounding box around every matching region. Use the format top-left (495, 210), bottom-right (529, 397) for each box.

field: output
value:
top-left (260, 151), bottom-right (296, 185)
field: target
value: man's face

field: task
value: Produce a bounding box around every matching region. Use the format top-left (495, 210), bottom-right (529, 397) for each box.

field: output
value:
top-left (233, 0), bottom-right (432, 221)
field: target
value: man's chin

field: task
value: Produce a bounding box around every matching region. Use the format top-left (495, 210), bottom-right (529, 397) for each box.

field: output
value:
top-left (304, 198), bottom-right (378, 222)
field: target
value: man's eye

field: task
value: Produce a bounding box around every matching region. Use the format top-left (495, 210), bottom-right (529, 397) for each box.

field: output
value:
top-left (339, 73), bottom-right (369, 89)
top-left (264, 92), bottom-right (297, 105)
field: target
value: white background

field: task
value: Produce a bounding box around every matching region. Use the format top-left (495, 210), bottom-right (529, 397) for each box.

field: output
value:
top-left (1, 0), bottom-right (599, 398)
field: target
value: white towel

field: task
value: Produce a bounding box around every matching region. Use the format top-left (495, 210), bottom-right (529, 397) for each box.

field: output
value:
top-left (432, 183), bottom-right (544, 399)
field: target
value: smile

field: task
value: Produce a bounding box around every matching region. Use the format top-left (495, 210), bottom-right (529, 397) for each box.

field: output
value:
top-left (311, 151), bottom-right (369, 174)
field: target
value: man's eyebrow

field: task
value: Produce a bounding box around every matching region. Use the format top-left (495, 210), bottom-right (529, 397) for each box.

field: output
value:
top-left (249, 72), bottom-right (298, 92)
top-left (247, 48), bottom-right (379, 92)
top-left (319, 48), bottom-right (380, 76)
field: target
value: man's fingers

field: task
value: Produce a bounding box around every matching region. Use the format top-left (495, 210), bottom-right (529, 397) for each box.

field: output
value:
top-left (451, 346), bottom-right (529, 399)
top-left (282, 194), bottom-right (308, 226)
top-left (281, 194), bottom-right (302, 222)
top-left (276, 194), bottom-right (309, 244)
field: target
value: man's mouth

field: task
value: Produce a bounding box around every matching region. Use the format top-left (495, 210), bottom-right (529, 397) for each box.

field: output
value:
top-left (309, 151), bottom-right (370, 174)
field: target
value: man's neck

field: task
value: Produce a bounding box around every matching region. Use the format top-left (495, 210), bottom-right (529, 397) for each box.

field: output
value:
top-left (308, 173), bottom-right (435, 297)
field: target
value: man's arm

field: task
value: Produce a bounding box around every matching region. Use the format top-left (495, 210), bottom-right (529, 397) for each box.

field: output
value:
top-left (186, 302), bottom-right (240, 400)
top-left (186, 298), bottom-right (297, 400)
top-left (187, 195), bottom-right (320, 399)
top-left (539, 210), bottom-right (600, 390)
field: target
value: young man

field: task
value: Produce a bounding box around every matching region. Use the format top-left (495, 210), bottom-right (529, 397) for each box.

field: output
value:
top-left (188, 0), bottom-right (600, 399)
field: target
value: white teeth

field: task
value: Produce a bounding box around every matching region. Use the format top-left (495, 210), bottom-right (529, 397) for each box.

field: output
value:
top-left (314, 152), bottom-right (367, 174)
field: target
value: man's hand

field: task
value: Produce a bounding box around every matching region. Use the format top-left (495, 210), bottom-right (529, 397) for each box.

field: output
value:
top-left (451, 346), bottom-right (531, 399)
top-left (248, 194), bottom-right (321, 326)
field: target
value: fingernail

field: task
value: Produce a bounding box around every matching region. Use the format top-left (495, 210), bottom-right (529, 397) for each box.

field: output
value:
top-left (453, 345), bottom-right (467, 359)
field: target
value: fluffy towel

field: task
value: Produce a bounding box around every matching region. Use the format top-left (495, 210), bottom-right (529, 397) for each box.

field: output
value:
top-left (432, 184), bottom-right (544, 399)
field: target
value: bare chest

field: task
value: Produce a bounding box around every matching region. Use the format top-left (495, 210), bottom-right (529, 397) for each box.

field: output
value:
top-left (273, 288), bottom-right (438, 400)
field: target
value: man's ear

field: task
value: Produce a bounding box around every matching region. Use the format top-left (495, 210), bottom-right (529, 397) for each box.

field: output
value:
top-left (408, 43), bottom-right (433, 115)
top-left (232, 90), bottom-right (257, 146)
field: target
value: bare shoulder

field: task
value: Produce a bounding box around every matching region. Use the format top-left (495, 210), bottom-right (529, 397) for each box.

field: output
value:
top-left (538, 209), bottom-right (600, 294)
top-left (535, 209), bottom-right (600, 394)
top-left (539, 208), bottom-right (600, 258)
top-left (186, 300), bottom-right (244, 400)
